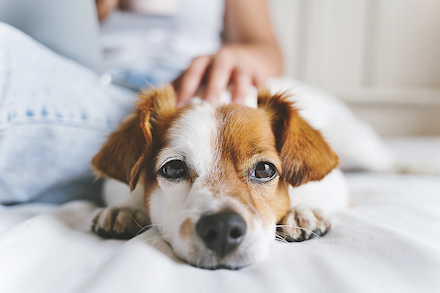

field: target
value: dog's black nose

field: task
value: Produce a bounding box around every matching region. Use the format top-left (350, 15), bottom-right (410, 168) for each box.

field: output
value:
top-left (196, 212), bottom-right (247, 258)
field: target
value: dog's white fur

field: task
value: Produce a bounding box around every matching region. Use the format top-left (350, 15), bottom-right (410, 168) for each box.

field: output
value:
top-left (93, 80), bottom-right (436, 269)
top-left (93, 86), bottom-right (350, 269)
top-left (99, 169), bottom-right (347, 269)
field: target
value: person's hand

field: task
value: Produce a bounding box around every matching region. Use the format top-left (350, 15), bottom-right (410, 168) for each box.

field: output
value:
top-left (96, 0), bottom-right (120, 22)
top-left (173, 45), bottom-right (266, 107)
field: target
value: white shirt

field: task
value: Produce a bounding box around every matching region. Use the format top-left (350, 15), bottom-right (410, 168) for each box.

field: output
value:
top-left (100, 0), bottom-right (224, 77)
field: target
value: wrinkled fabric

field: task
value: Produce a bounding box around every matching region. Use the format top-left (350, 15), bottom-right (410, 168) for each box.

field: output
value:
top-left (0, 137), bottom-right (439, 293)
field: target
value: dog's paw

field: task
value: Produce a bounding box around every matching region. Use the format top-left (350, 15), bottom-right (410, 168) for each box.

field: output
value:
top-left (91, 207), bottom-right (150, 239)
top-left (277, 205), bottom-right (331, 242)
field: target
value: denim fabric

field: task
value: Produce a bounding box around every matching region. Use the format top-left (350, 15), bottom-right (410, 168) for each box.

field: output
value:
top-left (110, 65), bottom-right (183, 91)
top-left (0, 23), bottom-right (140, 204)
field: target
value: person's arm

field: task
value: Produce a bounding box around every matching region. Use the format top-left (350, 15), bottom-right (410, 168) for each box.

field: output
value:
top-left (95, 0), bottom-right (120, 23)
top-left (175, 0), bottom-right (282, 106)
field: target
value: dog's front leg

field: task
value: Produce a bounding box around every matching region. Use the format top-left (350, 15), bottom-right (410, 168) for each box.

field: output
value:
top-left (91, 179), bottom-right (150, 239)
top-left (92, 206), bottom-right (150, 239)
top-left (277, 206), bottom-right (331, 242)
top-left (277, 169), bottom-right (348, 242)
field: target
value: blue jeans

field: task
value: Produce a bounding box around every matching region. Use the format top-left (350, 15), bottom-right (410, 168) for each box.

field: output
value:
top-left (110, 65), bottom-right (183, 91)
top-left (0, 23), bottom-right (151, 204)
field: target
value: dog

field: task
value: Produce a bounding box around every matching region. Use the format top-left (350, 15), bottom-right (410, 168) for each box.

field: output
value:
top-left (90, 85), bottom-right (349, 269)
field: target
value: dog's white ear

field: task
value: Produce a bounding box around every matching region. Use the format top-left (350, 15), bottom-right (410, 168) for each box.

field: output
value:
top-left (92, 85), bottom-right (177, 190)
top-left (258, 91), bottom-right (338, 187)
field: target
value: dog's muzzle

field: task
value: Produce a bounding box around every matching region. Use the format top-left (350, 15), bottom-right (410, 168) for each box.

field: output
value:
top-left (196, 212), bottom-right (247, 258)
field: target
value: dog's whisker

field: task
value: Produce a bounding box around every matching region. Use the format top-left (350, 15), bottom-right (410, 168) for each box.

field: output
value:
top-left (275, 231), bottom-right (293, 237)
top-left (260, 230), bottom-right (290, 243)
top-left (275, 231), bottom-right (293, 238)
top-left (274, 235), bottom-right (289, 244)
top-left (276, 225), bottom-right (323, 239)
top-left (136, 223), bottom-right (163, 235)
top-left (128, 211), bottom-right (144, 230)
top-left (141, 223), bottom-right (163, 229)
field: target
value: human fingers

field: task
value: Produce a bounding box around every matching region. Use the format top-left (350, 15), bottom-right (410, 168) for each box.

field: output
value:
top-left (176, 55), bottom-right (212, 107)
top-left (204, 49), bottom-right (235, 103)
top-left (230, 68), bottom-right (252, 105)
top-left (252, 73), bottom-right (266, 89)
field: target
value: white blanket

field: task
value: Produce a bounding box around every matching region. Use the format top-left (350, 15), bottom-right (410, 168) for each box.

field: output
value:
top-left (1, 137), bottom-right (439, 293)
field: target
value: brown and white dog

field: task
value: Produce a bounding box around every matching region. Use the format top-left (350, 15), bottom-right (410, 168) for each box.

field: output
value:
top-left (91, 85), bottom-right (348, 269)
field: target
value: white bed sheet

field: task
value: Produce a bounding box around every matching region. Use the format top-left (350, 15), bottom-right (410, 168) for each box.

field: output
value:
top-left (1, 137), bottom-right (439, 293)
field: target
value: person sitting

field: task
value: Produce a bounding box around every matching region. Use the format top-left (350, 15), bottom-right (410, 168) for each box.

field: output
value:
top-left (96, 0), bottom-right (283, 105)
top-left (0, 0), bottom-right (282, 204)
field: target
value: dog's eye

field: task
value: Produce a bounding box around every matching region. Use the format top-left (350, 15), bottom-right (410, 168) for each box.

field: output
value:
top-left (160, 160), bottom-right (187, 179)
top-left (253, 162), bottom-right (277, 181)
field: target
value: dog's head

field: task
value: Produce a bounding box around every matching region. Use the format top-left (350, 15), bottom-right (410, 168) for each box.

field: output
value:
top-left (92, 85), bottom-right (338, 269)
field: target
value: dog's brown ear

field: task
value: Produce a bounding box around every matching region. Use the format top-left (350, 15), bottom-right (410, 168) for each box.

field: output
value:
top-left (258, 90), bottom-right (338, 187)
top-left (92, 85), bottom-right (177, 190)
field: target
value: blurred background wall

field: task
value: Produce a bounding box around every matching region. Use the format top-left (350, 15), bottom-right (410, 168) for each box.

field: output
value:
top-left (268, 0), bottom-right (440, 136)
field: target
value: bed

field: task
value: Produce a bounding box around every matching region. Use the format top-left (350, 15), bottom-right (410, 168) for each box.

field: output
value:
top-left (2, 21), bottom-right (440, 293)
top-left (1, 136), bottom-right (439, 293)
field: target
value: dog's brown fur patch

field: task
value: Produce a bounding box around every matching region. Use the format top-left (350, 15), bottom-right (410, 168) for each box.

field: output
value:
top-left (92, 85), bottom-right (180, 191)
top-left (258, 91), bottom-right (339, 187)
top-left (212, 105), bottom-right (289, 226)
top-left (92, 85), bottom-right (338, 233)
top-left (179, 217), bottom-right (193, 240)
